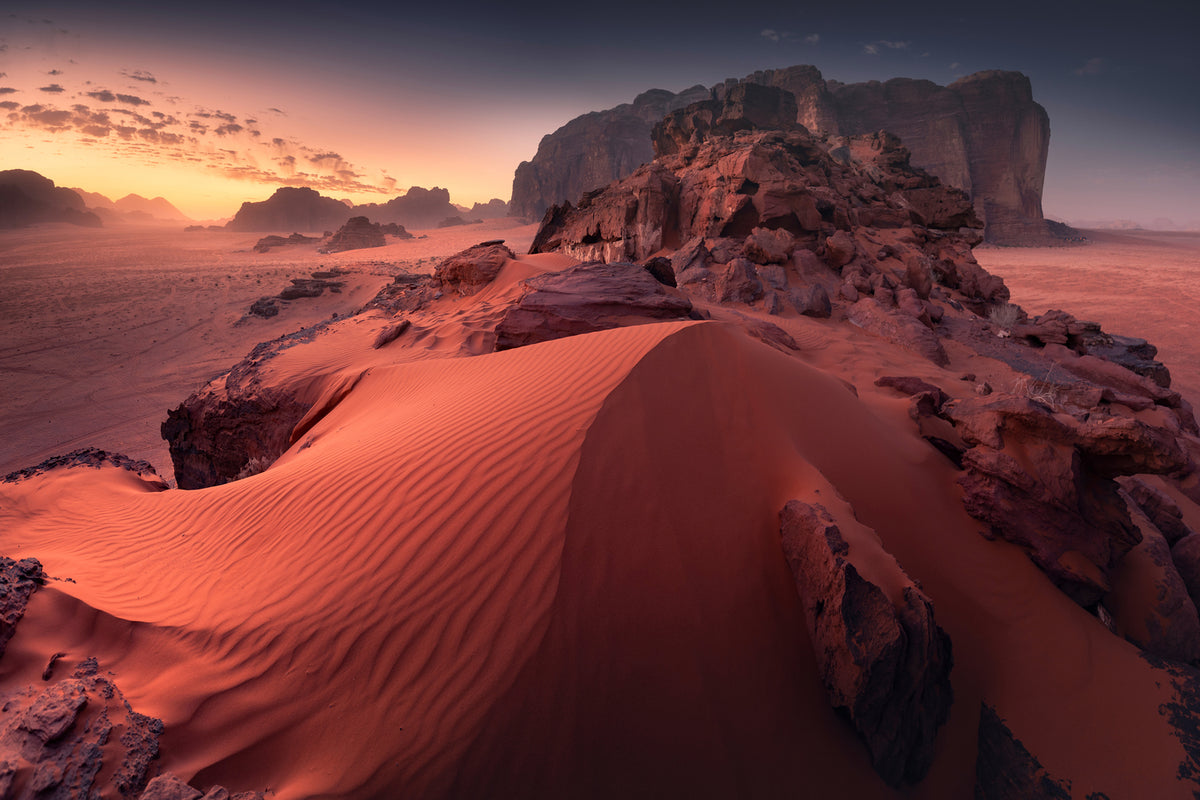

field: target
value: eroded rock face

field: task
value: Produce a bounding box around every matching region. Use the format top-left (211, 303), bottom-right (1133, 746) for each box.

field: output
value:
top-left (510, 65), bottom-right (1059, 244)
top-left (493, 261), bottom-right (694, 351)
top-left (319, 216), bottom-right (386, 253)
top-left (433, 241), bottom-right (516, 294)
top-left (510, 85), bottom-right (711, 221)
top-left (0, 658), bottom-right (162, 800)
top-left (923, 391), bottom-right (1190, 606)
top-left (778, 500), bottom-right (953, 787)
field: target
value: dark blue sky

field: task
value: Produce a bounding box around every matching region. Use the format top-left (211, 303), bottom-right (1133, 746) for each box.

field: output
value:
top-left (3, 0), bottom-right (1197, 225)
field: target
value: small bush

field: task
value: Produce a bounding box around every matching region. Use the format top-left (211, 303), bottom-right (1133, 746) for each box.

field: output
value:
top-left (988, 302), bottom-right (1021, 331)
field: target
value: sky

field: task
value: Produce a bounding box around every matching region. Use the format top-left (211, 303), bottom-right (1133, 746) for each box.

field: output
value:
top-left (1, 0), bottom-right (1197, 227)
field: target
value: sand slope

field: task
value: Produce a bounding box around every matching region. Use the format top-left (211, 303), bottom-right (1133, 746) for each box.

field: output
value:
top-left (2, 316), bottom-right (1193, 798)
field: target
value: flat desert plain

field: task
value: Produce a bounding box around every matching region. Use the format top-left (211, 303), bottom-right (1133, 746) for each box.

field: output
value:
top-left (0, 219), bottom-right (537, 480)
top-left (976, 229), bottom-right (1200, 409)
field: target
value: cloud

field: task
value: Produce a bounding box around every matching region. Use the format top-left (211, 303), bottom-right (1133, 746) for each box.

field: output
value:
top-left (38, 83), bottom-right (65, 93)
top-left (116, 93), bottom-right (149, 106)
top-left (761, 28), bottom-right (781, 43)
top-left (864, 39), bottom-right (911, 55)
top-left (121, 69), bottom-right (157, 83)
top-left (950, 62), bottom-right (960, 71)
top-left (0, 101), bottom-right (18, 110)
top-left (214, 122), bottom-right (244, 136)
top-left (804, 34), bottom-right (820, 44)
top-left (267, 107), bottom-right (286, 115)
top-left (1073, 57), bottom-right (1104, 76)
top-left (0, 87), bottom-right (17, 95)
top-left (47, 68), bottom-right (63, 76)
top-left (87, 90), bottom-right (115, 102)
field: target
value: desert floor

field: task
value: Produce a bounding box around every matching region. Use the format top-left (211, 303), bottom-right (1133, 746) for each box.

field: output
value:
top-left (0, 219), bottom-right (537, 481)
top-left (2, 224), bottom-right (1195, 484)
top-left (976, 229), bottom-right (1200, 408)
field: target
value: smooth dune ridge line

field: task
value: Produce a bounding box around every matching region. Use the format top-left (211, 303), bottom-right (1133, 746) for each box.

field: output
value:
top-left (0, 319), bottom-right (697, 797)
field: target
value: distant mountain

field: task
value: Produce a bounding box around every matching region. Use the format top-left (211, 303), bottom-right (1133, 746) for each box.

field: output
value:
top-left (0, 170), bottom-right (102, 228)
top-left (73, 188), bottom-right (191, 223)
top-left (227, 185), bottom-right (497, 233)
top-left (225, 187), bottom-right (354, 233)
top-left (354, 186), bottom-right (459, 230)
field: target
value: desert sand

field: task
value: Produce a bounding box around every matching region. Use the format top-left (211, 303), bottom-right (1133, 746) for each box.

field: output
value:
top-left (977, 229), bottom-right (1200, 408)
top-left (1, 221), bottom-right (1198, 797)
top-left (0, 219), bottom-right (537, 480)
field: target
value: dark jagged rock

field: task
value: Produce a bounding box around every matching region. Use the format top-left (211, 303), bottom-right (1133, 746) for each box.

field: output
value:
top-left (225, 187), bottom-right (352, 233)
top-left (943, 394), bottom-right (1189, 606)
top-left (651, 82), bottom-right (799, 156)
top-left (161, 324), bottom-right (342, 489)
top-left (778, 500), bottom-right (953, 787)
top-left (433, 242), bottom-right (516, 295)
top-left (3, 448), bottom-right (164, 486)
top-left (974, 704), bottom-right (1072, 799)
top-left (319, 216), bottom-right (386, 253)
top-left (252, 232), bottom-right (320, 253)
top-left (248, 297), bottom-right (279, 318)
top-left (0, 557), bottom-right (45, 659)
top-left (493, 261), bottom-right (694, 351)
top-left (848, 298), bottom-right (950, 366)
top-left (1120, 478), bottom-right (1194, 546)
top-left (0, 169), bottom-right (102, 229)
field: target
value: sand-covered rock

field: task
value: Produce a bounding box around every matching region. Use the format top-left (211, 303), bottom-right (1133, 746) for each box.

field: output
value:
top-left (778, 501), bottom-right (953, 787)
top-left (434, 241), bottom-right (516, 294)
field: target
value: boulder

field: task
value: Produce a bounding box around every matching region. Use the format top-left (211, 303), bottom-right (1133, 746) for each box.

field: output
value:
top-left (494, 262), bottom-right (694, 351)
top-left (778, 500), bottom-right (953, 787)
top-left (716, 258), bottom-right (765, 304)
top-left (0, 557), bottom-right (44, 659)
top-left (252, 232), bottom-right (320, 253)
top-left (434, 242), bottom-right (517, 294)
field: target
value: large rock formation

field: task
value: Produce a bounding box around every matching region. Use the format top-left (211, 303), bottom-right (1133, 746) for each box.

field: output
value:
top-left (225, 187), bottom-right (352, 232)
top-left (319, 216), bottom-right (386, 253)
top-left (510, 84), bottom-right (710, 221)
top-left (510, 65), bottom-right (1058, 244)
top-left (354, 186), bottom-right (461, 230)
top-left (0, 170), bottom-right (102, 228)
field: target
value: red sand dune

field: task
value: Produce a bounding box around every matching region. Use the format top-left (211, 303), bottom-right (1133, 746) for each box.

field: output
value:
top-left (3, 237), bottom-right (1198, 796)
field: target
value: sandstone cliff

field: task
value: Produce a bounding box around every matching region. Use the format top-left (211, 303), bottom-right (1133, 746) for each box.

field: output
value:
top-left (509, 84), bottom-right (710, 221)
top-left (225, 186), bottom-right (353, 233)
top-left (510, 65), bottom-right (1061, 245)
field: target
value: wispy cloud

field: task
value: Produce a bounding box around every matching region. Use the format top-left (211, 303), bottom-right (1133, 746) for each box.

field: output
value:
top-left (864, 39), bottom-right (911, 55)
top-left (760, 29), bottom-right (819, 45)
top-left (4, 92), bottom-right (395, 197)
top-left (760, 28), bottom-right (782, 43)
top-left (1073, 57), bottom-right (1104, 76)
top-left (47, 68), bottom-right (63, 76)
top-left (804, 33), bottom-right (820, 44)
top-left (121, 69), bottom-right (157, 83)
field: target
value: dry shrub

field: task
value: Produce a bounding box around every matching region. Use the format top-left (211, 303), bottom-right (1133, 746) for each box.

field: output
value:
top-left (988, 302), bottom-right (1021, 331)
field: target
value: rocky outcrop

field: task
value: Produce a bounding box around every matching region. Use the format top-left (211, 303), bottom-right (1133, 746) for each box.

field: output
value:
top-left (0, 657), bottom-right (162, 799)
top-left (510, 65), bottom-right (1060, 244)
top-left (0, 170), bottom-right (102, 228)
top-left (161, 325), bottom-right (344, 489)
top-left (510, 84), bottom-right (711, 220)
top-left (493, 261), bottom-right (695, 351)
top-left (226, 187), bottom-right (352, 232)
top-left (252, 232), bottom-right (320, 253)
top-left (434, 241), bottom-right (516, 294)
top-left (467, 198), bottom-right (510, 219)
top-left (778, 500), bottom-right (953, 787)
top-left (2, 448), bottom-right (164, 485)
top-left (319, 216), bottom-right (386, 253)
top-left (0, 557), bottom-right (45, 659)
